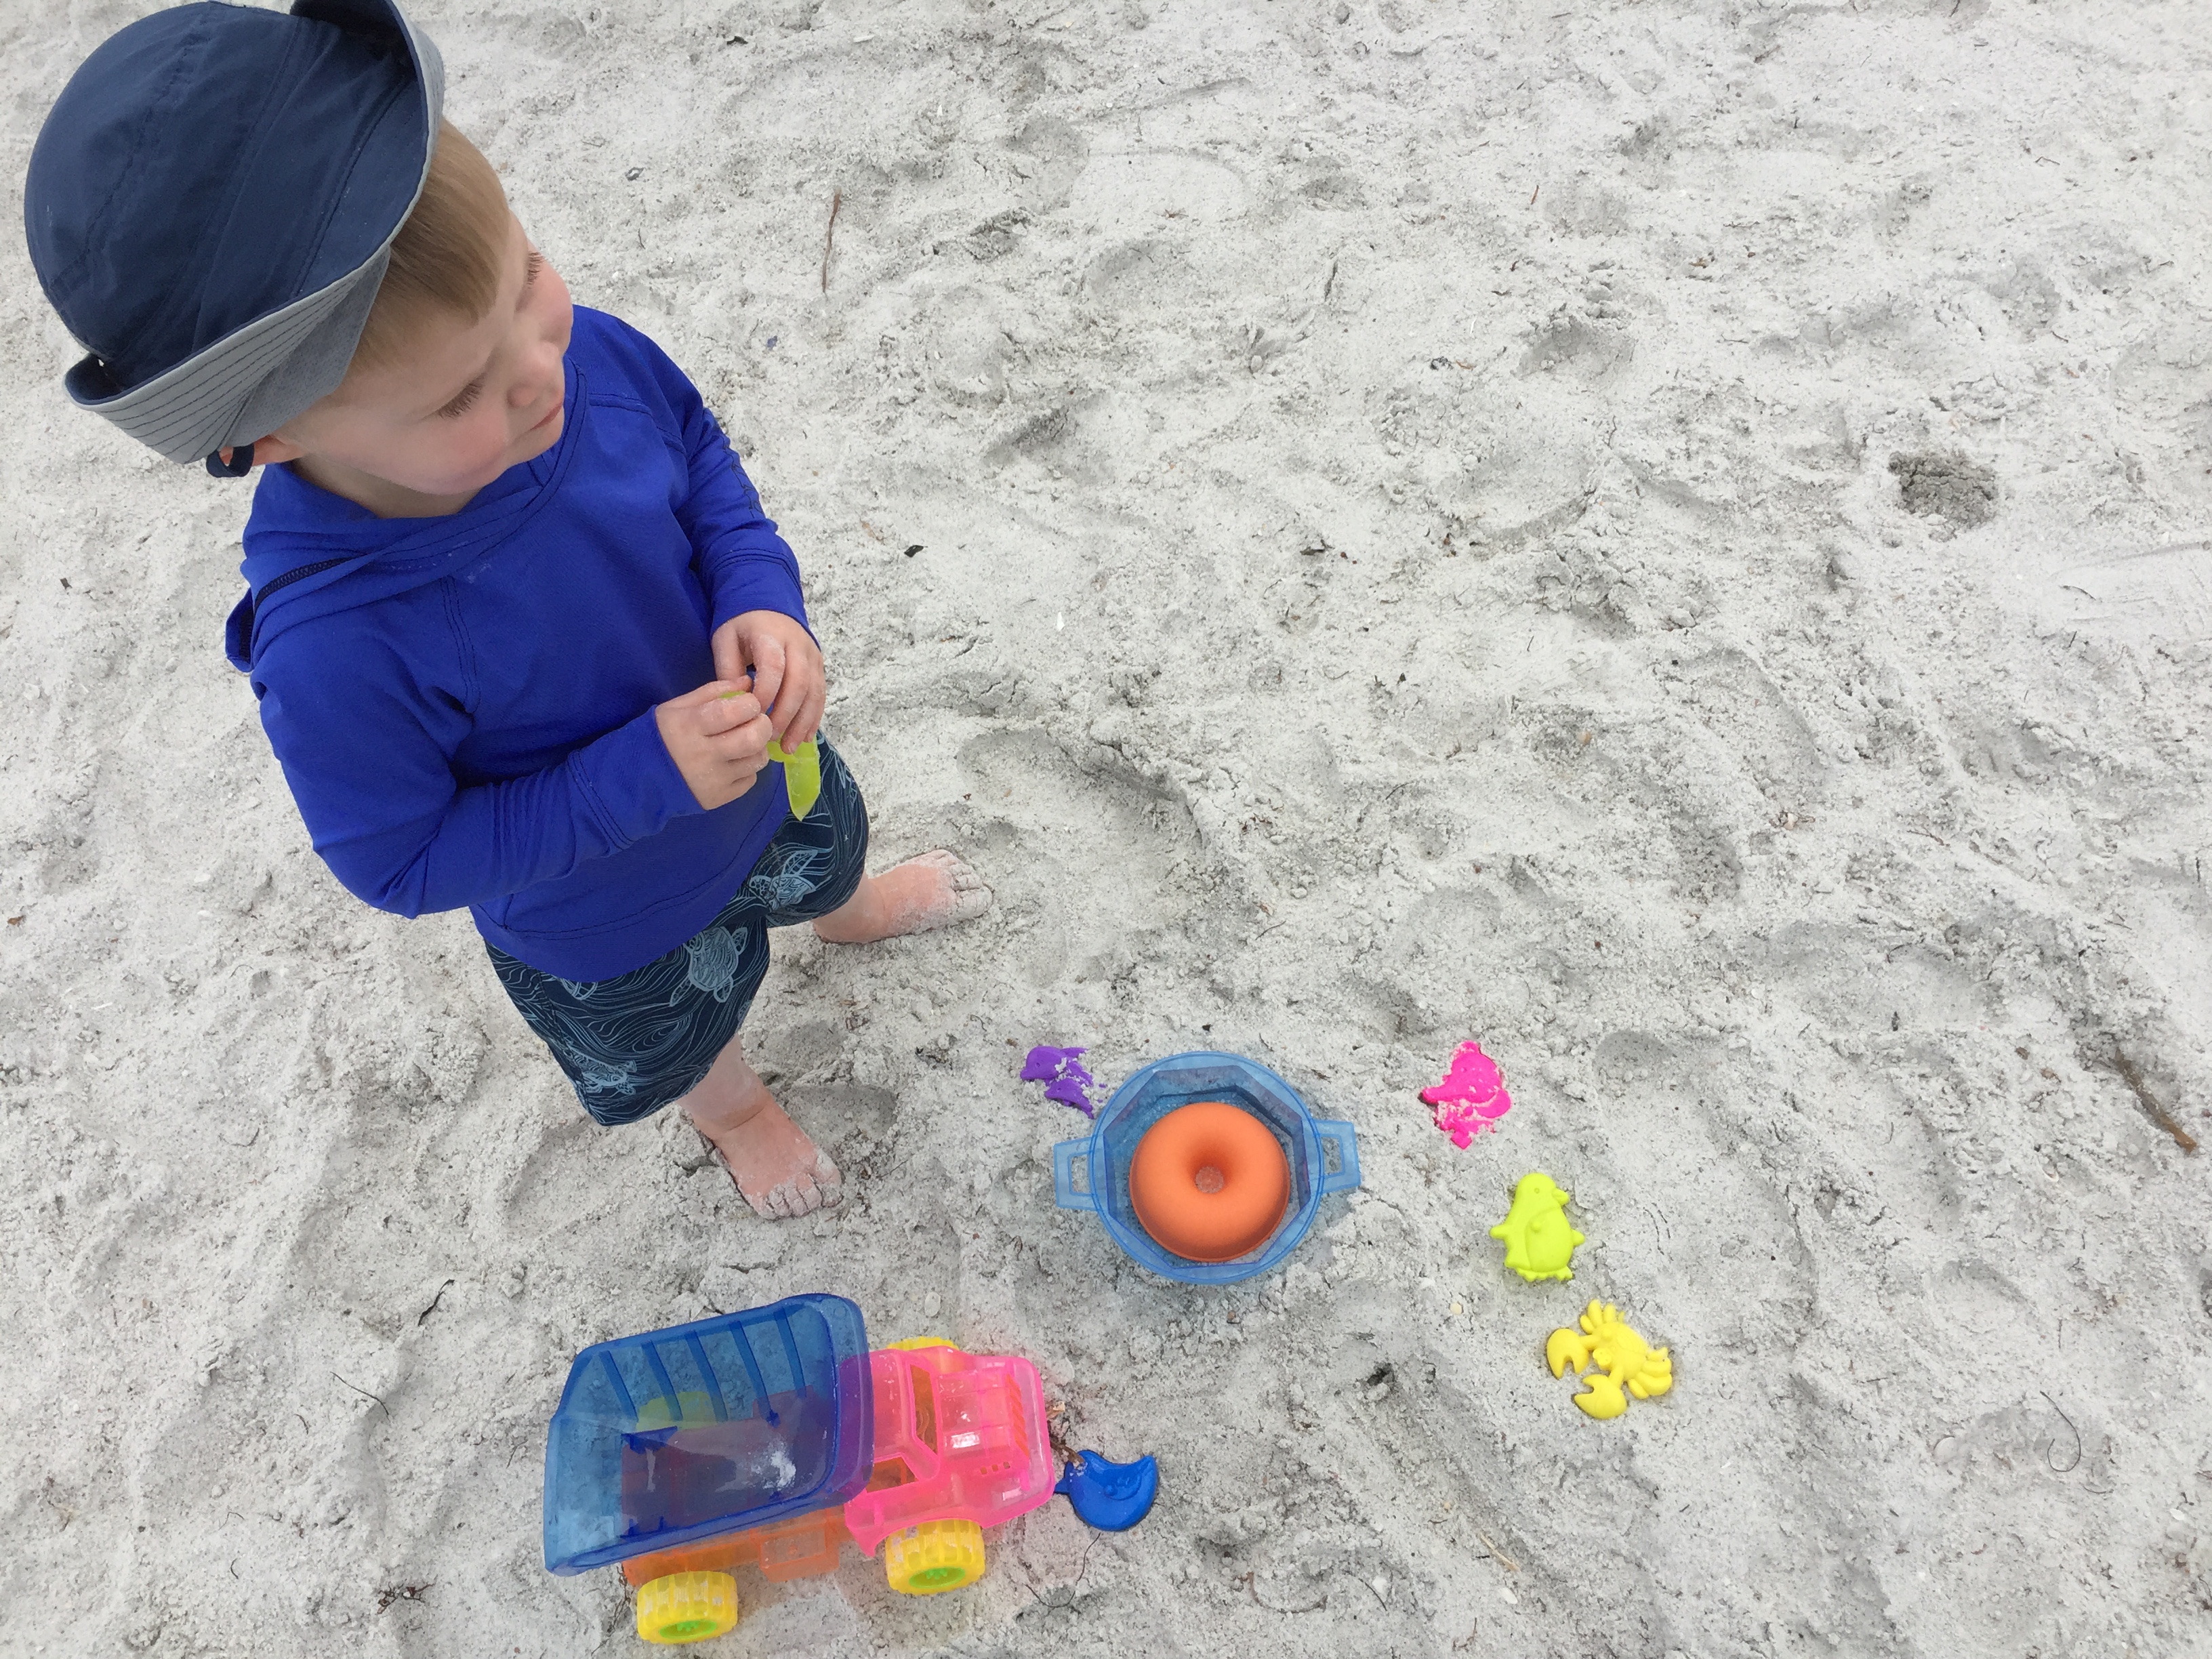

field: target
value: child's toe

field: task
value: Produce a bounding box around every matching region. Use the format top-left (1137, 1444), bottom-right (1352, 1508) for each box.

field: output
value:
top-left (935, 853), bottom-right (994, 920)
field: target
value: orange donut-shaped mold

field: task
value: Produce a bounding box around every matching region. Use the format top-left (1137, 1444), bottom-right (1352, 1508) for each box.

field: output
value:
top-left (1128, 1101), bottom-right (1292, 1263)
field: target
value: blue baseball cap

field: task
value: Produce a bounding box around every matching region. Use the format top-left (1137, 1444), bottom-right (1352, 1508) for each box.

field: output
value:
top-left (24, 0), bottom-right (444, 472)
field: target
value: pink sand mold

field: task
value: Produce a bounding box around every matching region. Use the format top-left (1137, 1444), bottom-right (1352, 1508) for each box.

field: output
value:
top-left (1022, 1044), bottom-right (1097, 1116)
top-left (1420, 1040), bottom-right (1513, 1147)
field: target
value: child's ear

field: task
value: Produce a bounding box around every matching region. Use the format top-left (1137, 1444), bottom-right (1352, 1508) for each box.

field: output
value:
top-left (239, 434), bottom-right (306, 467)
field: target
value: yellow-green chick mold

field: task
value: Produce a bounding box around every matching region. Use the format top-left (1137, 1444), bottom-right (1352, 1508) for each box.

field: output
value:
top-left (1488, 1172), bottom-right (1584, 1283)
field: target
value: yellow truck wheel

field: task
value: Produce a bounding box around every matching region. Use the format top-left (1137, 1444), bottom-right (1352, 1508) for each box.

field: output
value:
top-left (882, 1519), bottom-right (986, 1595)
top-left (635, 1571), bottom-right (739, 1645)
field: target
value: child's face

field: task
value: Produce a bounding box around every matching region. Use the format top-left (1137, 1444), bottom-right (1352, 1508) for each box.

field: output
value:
top-left (279, 213), bottom-right (573, 502)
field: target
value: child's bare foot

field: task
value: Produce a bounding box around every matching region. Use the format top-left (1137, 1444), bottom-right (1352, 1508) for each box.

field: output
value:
top-left (813, 851), bottom-right (992, 945)
top-left (682, 1042), bottom-right (841, 1221)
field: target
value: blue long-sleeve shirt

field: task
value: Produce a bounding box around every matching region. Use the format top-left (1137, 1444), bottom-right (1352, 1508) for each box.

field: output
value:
top-left (227, 306), bottom-right (805, 981)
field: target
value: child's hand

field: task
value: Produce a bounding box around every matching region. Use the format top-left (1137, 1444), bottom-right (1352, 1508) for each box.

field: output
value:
top-left (655, 680), bottom-right (775, 810)
top-left (712, 611), bottom-right (825, 747)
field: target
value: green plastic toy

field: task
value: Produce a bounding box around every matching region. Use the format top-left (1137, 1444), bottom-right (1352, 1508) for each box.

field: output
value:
top-left (717, 678), bottom-right (821, 821)
top-left (1489, 1172), bottom-right (1584, 1283)
top-left (767, 737), bottom-right (821, 819)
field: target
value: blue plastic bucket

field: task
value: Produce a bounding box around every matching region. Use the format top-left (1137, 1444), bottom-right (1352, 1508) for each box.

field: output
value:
top-left (1052, 1051), bottom-right (1360, 1286)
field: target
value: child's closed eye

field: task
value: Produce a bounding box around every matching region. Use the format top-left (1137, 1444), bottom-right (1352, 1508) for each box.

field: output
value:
top-left (437, 380), bottom-right (484, 419)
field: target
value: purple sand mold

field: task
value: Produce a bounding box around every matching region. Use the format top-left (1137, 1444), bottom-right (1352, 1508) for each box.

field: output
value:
top-left (1022, 1044), bottom-right (1086, 1082)
top-left (1023, 1044), bottom-right (1097, 1115)
top-left (1044, 1076), bottom-right (1096, 1116)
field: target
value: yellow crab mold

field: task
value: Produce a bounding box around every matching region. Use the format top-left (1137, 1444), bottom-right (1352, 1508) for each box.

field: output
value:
top-left (1546, 1300), bottom-right (1672, 1420)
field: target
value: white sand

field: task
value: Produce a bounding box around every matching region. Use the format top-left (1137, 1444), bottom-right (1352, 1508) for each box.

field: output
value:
top-left (4, 1), bottom-right (2209, 1653)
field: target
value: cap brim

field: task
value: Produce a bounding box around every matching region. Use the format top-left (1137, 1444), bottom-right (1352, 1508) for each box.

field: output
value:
top-left (68, 0), bottom-right (445, 464)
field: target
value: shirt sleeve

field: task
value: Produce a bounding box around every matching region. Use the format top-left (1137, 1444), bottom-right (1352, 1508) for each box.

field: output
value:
top-left (651, 348), bottom-right (810, 637)
top-left (253, 630), bottom-right (706, 919)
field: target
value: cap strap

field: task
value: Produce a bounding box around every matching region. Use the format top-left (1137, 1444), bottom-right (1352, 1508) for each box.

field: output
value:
top-left (205, 442), bottom-right (255, 478)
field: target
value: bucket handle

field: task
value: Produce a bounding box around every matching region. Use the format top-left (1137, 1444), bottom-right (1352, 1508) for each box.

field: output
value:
top-left (1052, 1139), bottom-right (1098, 1212)
top-left (1313, 1120), bottom-right (1361, 1194)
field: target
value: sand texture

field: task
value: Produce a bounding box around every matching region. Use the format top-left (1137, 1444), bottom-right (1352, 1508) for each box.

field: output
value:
top-left (3, 1), bottom-right (2210, 1654)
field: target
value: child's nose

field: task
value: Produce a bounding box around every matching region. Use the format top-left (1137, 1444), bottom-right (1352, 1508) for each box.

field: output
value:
top-left (512, 344), bottom-right (565, 407)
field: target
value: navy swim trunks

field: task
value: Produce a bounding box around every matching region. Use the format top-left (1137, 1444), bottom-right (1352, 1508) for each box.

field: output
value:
top-left (489, 739), bottom-right (868, 1126)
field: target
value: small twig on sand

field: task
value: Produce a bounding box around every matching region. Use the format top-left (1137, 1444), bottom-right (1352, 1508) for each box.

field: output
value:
top-left (2109, 1046), bottom-right (2197, 1153)
top-left (2040, 1391), bottom-right (2083, 1473)
top-left (415, 1278), bottom-right (456, 1326)
top-left (332, 1372), bottom-right (389, 1416)
top-left (821, 188), bottom-right (843, 293)
top-left (1475, 1529), bottom-right (1519, 1572)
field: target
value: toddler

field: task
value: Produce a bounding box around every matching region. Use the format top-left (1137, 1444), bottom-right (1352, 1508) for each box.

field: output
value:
top-left (24, 0), bottom-right (987, 1218)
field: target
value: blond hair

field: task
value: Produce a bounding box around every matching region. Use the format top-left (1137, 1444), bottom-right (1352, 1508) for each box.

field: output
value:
top-left (349, 120), bottom-right (510, 373)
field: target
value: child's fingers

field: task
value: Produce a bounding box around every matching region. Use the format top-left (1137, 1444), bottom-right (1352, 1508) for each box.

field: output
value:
top-left (695, 689), bottom-right (764, 734)
top-left (747, 636), bottom-right (787, 724)
top-left (712, 626), bottom-right (750, 687)
top-left (767, 660), bottom-right (822, 742)
top-left (669, 678), bottom-right (746, 710)
top-left (783, 682), bottom-right (827, 747)
top-left (707, 710), bottom-right (775, 763)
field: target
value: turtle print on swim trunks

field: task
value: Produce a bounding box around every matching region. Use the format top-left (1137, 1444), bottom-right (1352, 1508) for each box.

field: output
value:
top-left (488, 739), bottom-right (869, 1126)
